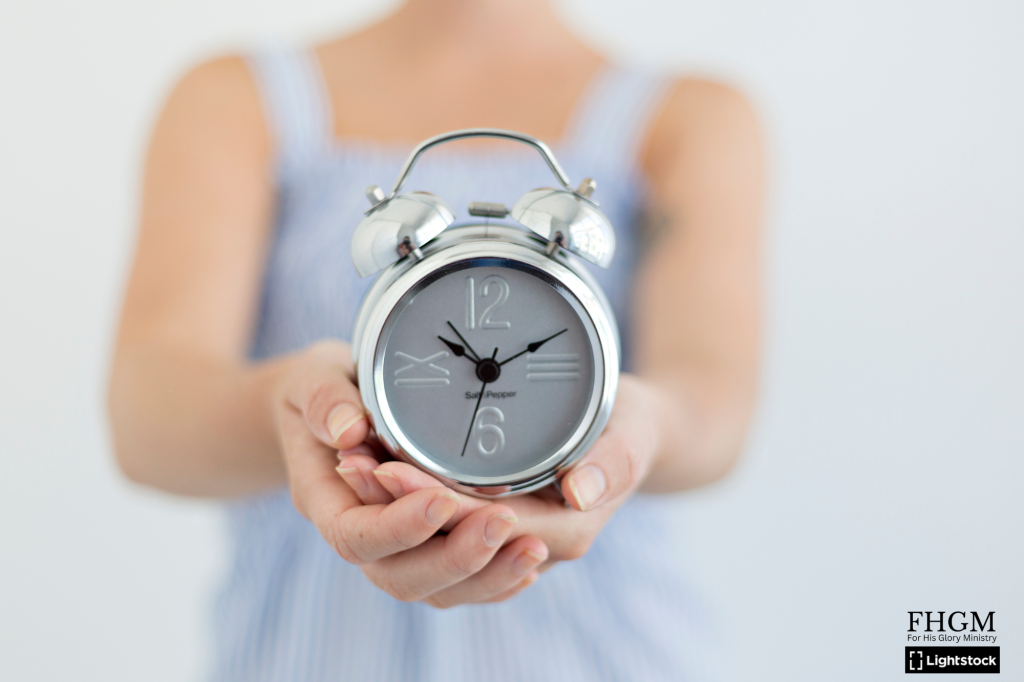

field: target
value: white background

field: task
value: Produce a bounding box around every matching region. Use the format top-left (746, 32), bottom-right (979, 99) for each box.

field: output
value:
top-left (1, 1), bottom-right (1021, 680)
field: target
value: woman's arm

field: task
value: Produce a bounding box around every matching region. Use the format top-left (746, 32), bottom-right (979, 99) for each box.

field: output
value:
top-left (109, 56), bottom-right (549, 606)
top-left (108, 56), bottom-right (288, 496)
top-left (634, 78), bottom-right (764, 493)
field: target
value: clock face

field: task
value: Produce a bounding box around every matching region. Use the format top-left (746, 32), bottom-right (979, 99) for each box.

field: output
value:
top-left (375, 258), bottom-right (602, 480)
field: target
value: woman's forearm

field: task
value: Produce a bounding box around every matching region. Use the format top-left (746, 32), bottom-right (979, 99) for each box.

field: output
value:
top-left (634, 366), bottom-right (756, 494)
top-left (108, 343), bottom-right (296, 497)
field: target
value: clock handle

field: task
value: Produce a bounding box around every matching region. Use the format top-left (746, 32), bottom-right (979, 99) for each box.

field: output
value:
top-left (388, 129), bottom-right (575, 198)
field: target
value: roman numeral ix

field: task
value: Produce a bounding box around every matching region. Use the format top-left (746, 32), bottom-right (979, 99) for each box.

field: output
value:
top-left (394, 351), bottom-right (450, 387)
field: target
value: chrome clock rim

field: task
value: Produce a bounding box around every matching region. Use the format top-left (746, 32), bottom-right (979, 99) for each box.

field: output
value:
top-left (353, 223), bottom-right (619, 498)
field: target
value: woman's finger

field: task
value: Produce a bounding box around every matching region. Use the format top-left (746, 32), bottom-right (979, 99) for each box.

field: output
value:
top-left (282, 341), bottom-right (370, 451)
top-left (372, 461), bottom-right (490, 531)
top-left (477, 571), bottom-right (540, 603)
top-left (337, 449), bottom-right (393, 505)
top-left (278, 404), bottom-right (361, 537)
top-left (371, 461), bottom-right (449, 498)
top-left (333, 487), bottom-right (461, 565)
top-left (361, 504), bottom-right (518, 602)
top-left (561, 430), bottom-right (646, 512)
top-left (560, 383), bottom-right (659, 511)
top-left (424, 535), bottom-right (548, 608)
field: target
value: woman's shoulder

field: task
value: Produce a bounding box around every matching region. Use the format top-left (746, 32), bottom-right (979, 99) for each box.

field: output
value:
top-left (640, 75), bottom-right (762, 181)
top-left (149, 54), bottom-right (270, 164)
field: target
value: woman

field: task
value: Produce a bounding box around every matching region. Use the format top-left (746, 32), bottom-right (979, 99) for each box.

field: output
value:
top-left (108, 0), bottom-right (763, 678)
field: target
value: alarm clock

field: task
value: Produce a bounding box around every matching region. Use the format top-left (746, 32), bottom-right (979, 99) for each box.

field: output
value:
top-left (350, 129), bottom-right (619, 498)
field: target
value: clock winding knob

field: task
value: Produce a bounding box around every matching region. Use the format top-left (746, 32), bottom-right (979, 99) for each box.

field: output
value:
top-left (366, 185), bottom-right (386, 207)
top-left (576, 177), bottom-right (596, 199)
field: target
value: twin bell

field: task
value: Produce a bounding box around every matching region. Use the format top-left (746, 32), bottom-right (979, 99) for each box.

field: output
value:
top-left (350, 128), bottom-right (616, 278)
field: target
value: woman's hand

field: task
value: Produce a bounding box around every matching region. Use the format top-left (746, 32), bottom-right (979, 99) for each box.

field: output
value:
top-left (273, 340), bottom-right (549, 607)
top-left (337, 374), bottom-right (662, 570)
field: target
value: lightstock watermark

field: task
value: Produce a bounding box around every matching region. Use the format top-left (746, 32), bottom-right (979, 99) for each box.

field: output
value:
top-left (905, 612), bottom-right (999, 674)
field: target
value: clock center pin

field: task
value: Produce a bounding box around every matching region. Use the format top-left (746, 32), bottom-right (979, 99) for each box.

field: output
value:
top-left (476, 358), bottom-right (501, 383)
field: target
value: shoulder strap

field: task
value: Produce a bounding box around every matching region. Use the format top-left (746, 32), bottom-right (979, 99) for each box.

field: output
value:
top-left (562, 65), bottom-right (672, 175)
top-left (247, 47), bottom-right (333, 181)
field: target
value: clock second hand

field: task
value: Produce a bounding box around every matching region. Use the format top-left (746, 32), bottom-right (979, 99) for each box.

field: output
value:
top-left (461, 347), bottom-right (497, 457)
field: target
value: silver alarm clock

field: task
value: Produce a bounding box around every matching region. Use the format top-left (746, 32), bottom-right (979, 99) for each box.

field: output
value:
top-left (351, 129), bottom-right (619, 498)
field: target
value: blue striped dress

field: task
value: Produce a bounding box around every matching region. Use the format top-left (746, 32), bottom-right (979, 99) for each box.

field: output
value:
top-left (210, 47), bottom-right (716, 681)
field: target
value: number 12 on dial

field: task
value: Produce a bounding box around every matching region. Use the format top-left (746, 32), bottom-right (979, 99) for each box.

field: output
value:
top-left (465, 276), bottom-right (511, 330)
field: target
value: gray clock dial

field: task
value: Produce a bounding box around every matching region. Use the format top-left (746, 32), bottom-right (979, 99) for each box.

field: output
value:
top-left (376, 259), bottom-right (600, 479)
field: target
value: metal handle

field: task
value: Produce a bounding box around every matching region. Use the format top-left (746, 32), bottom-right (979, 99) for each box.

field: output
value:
top-left (388, 129), bottom-right (574, 197)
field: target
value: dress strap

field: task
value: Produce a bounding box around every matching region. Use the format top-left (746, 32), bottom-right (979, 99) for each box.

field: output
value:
top-left (247, 47), bottom-right (333, 182)
top-left (561, 64), bottom-right (673, 177)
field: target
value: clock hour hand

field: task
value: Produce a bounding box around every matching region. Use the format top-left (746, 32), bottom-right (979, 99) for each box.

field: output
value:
top-left (446, 321), bottom-right (482, 362)
top-left (499, 328), bottom-right (568, 366)
top-left (438, 335), bottom-right (478, 364)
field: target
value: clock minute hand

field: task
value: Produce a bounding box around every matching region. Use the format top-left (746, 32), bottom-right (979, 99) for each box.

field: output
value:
top-left (446, 321), bottom-right (482, 362)
top-left (499, 328), bottom-right (568, 366)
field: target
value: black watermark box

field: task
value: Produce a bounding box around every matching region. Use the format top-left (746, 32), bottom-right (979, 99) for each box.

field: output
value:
top-left (905, 647), bottom-right (1000, 674)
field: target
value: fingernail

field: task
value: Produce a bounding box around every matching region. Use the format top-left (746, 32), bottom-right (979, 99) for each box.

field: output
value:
top-left (327, 403), bottom-right (364, 444)
top-left (425, 491), bottom-right (460, 525)
top-left (372, 469), bottom-right (403, 497)
top-left (511, 548), bottom-right (547, 576)
top-left (336, 466), bottom-right (368, 496)
top-left (567, 465), bottom-right (607, 511)
top-left (484, 513), bottom-right (518, 547)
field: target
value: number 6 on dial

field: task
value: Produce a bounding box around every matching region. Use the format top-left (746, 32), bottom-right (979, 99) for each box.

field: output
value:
top-left (475, 406), bottom-right (505, 456)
